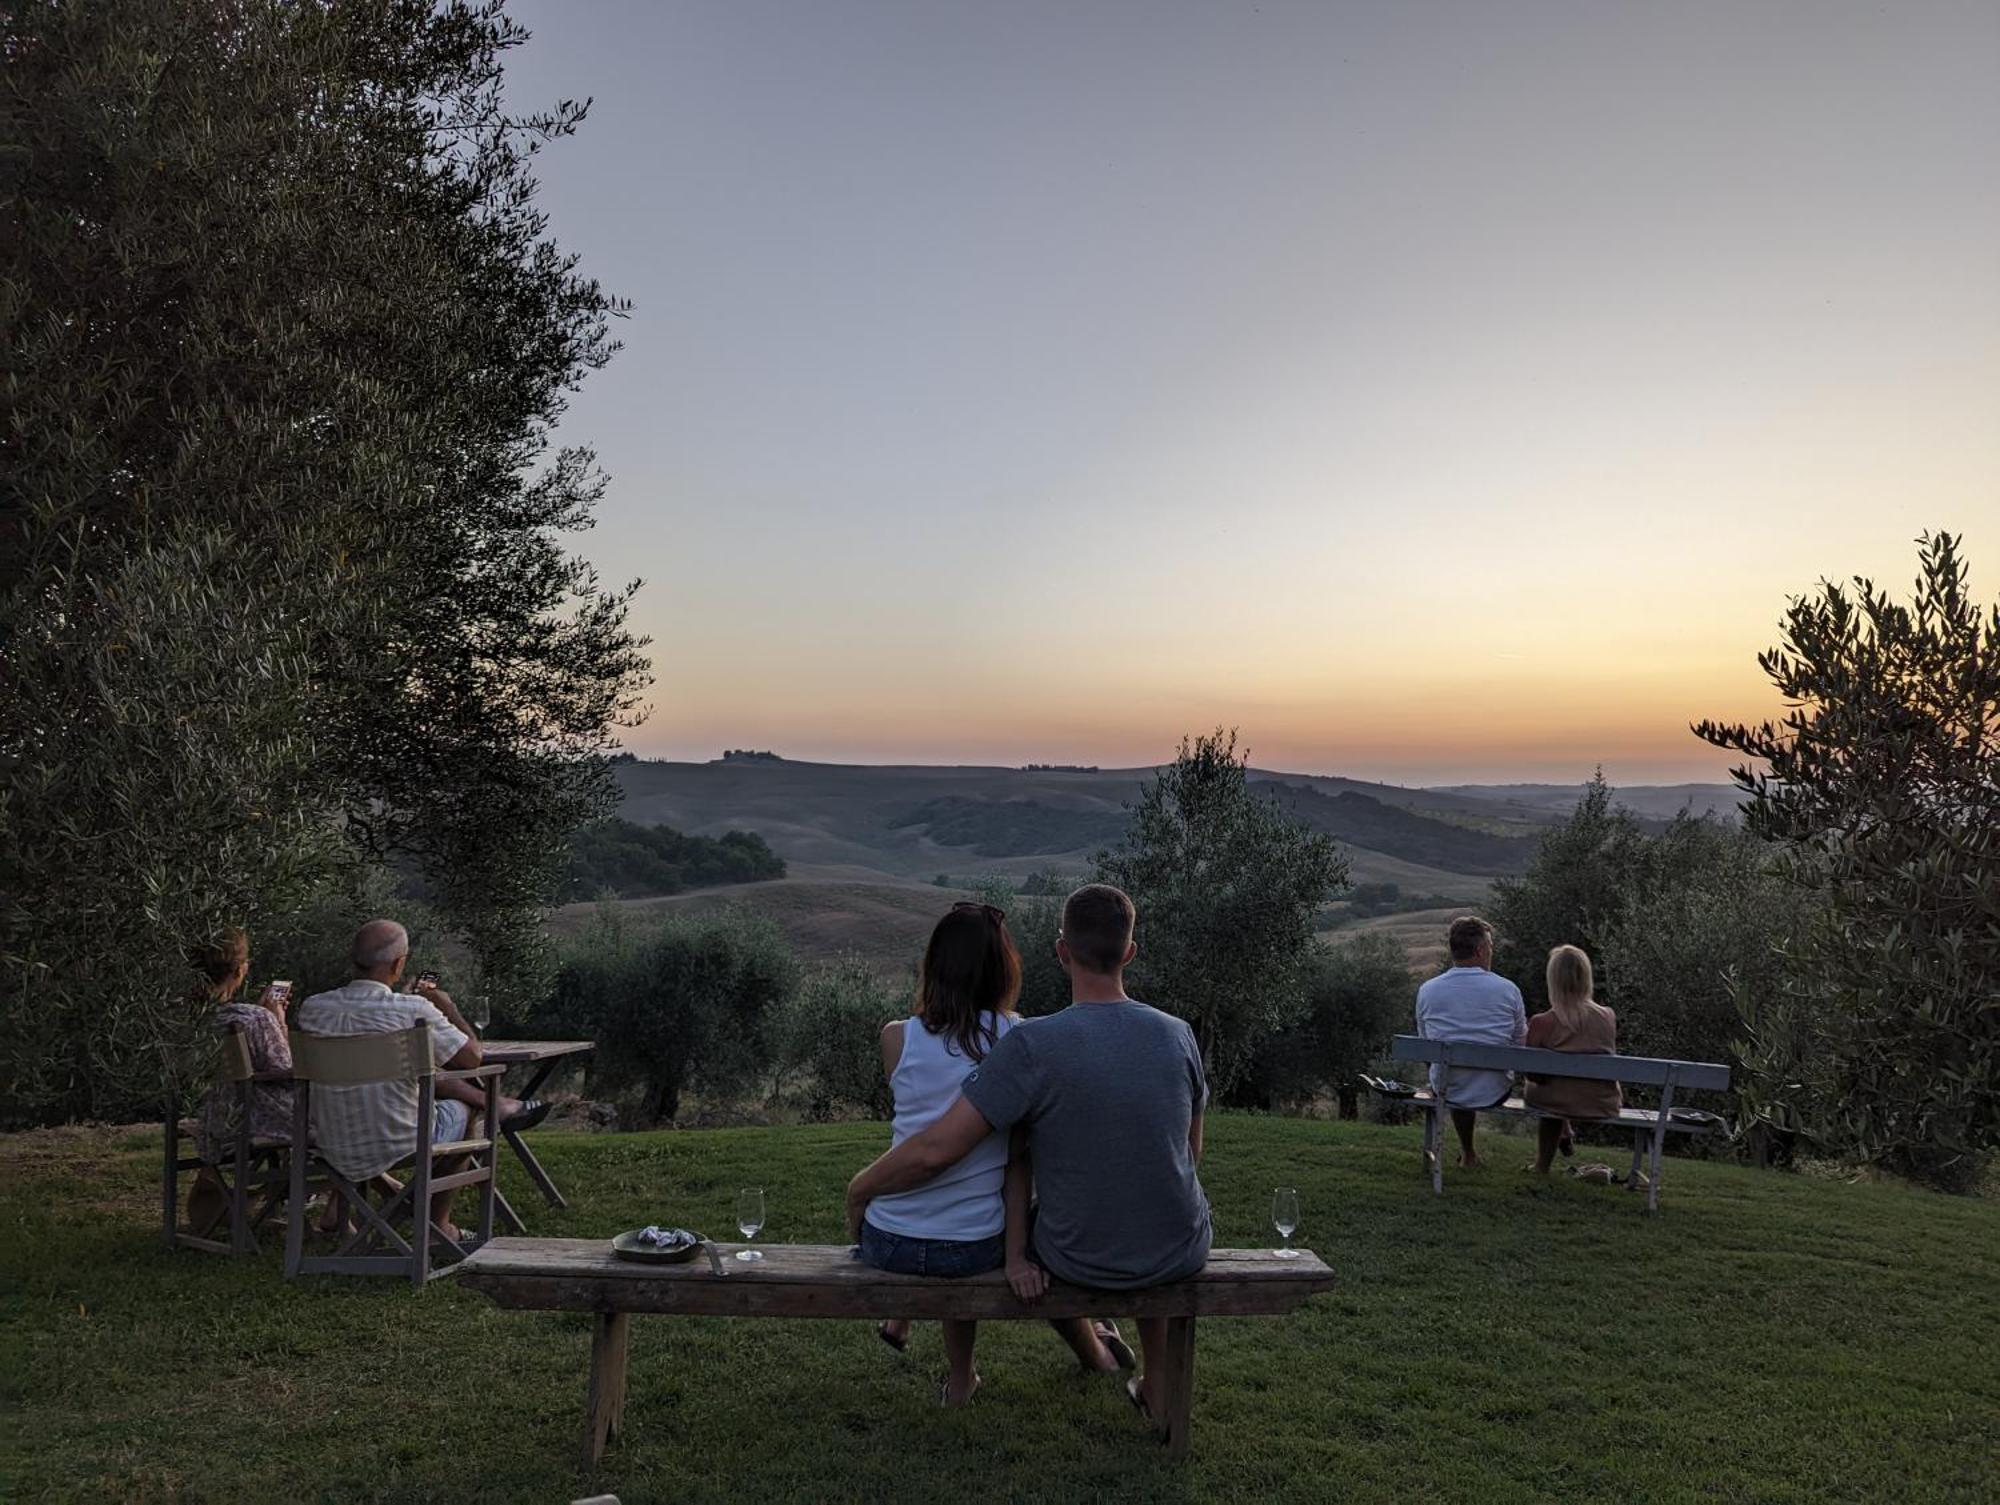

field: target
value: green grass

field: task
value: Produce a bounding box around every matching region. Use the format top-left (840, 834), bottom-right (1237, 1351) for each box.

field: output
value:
top-left (3, 1117), bottom-right (1995, 1503)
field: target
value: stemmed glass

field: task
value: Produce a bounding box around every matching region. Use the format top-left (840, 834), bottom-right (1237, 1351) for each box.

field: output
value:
top-left (469, 995), bottom-right (491, 1033)
top-left (735, 1187), bottom-right (766, 1261)
top-left (1271, 1187), bottom-right (1301, 1259)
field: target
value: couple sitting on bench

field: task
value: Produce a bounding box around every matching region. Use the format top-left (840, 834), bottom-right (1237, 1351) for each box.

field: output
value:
top-left (1416, 915), bottom-right (1622, 1174)
top-left (845, 883), bottom-right (1208, 1421)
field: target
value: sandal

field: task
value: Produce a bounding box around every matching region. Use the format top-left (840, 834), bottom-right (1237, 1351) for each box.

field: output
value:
top-left (877, 1321), bottom-right (909, 1353)
top-left (1125, 1375), bottom-right (1161, 1433)
top-left (938, 1371), bottom-right (981, 1406)
top-left (1094, 1321), bottom-right (1136, 1371)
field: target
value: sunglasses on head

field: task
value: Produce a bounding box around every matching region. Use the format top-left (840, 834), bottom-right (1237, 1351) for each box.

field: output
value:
top-left (951, 901), bottom-right (1006, 923)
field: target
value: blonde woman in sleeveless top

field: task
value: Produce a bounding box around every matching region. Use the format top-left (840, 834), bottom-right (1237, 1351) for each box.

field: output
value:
top-left (1524, 945), bottom-right (1621, 1172)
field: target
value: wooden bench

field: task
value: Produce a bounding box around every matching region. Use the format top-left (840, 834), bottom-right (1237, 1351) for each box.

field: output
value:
top-left (1385, 1035), bottom-right (1731, 1211)
top-left (455, 1237), bottom-right (1335, 1464)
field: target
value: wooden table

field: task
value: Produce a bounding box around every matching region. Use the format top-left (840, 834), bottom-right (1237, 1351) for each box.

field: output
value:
top-left (478, 1040), bottom-right (594, 1231)
top-left (456, 1237), bottom-right (1337, 1465)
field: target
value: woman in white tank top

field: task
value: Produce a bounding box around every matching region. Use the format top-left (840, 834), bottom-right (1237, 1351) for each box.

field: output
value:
top-left (859, 901), bottom-right (1022, 1405)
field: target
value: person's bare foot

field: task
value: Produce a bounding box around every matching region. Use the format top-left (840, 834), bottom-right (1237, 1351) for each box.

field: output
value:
top-left (878, 1320), bottom-right (911, 1352)
top-left (1457, 1152), bottom-right (1482, 1168)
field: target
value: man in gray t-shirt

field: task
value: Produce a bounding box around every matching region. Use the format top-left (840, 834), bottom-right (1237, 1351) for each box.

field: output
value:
top-left (847, 884), bottom-right (1211, 1422)
top-left (960, 1000), bottom-right (1210, 1289)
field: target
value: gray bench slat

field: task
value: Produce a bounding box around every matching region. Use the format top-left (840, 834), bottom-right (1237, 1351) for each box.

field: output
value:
top-left (1401, 1091), bottom-right (1721, 1135)
top-left (1391, 1034), bottom-right (1730, 1092)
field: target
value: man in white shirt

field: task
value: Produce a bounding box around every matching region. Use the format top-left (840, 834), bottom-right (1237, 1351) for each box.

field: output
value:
top-left (296, 919), bottom-right (544, 1236)
top-left (1414, 915), bottom-right (1527, 1168)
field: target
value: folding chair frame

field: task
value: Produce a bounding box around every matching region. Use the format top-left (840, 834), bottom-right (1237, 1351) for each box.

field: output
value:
top-left (283, 1024), bottom-right (503, 1286)
top-left (162, 1023), bottom-right (299, 1256)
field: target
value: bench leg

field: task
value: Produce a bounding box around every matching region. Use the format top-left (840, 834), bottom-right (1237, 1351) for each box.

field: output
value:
top-left (1162, 1316), bottom-right (1197, 1459)
top-left (1647, 1125), bottom-right (1667, 1214)
top-left (583, 1311), bottom-right (631, 1469)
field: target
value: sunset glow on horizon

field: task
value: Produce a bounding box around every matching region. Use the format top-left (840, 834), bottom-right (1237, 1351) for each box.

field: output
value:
top-left (502, 1), bottom-right (1999, 785)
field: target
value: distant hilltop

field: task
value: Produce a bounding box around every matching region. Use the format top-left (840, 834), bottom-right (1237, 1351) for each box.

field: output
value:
top-left (718, 749), bottom-right (785, 764)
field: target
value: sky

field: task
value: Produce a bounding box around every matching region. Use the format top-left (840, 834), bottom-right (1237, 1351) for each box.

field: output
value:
top-left (499, 0), bottom-right (1999, 785)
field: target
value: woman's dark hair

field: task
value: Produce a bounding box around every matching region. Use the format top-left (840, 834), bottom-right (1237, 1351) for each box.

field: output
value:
top-left (188, 927), bottom-right (250, 994)
top-left (916, 903), bottom-right (1022, 1062)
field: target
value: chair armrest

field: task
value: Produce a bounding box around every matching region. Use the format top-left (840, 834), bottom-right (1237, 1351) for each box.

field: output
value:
top-left (437, 1065), bottom-right (507, 1082)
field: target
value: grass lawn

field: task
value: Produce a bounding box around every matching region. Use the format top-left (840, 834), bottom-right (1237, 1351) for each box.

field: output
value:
top-left (2, 1116), bottom-right (1995, 1503)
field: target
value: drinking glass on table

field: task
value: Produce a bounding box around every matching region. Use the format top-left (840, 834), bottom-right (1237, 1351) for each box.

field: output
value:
top-left (1271, 1186), bottom-right (1301, 1259)
top-left (469, 995), bottom-right (491, 1033)
top-left (735, 1187), bottom-right (766, 1261)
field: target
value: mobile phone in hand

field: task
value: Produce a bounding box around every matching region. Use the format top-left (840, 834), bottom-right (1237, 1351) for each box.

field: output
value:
top-left (271, 980), bottom-right (292, 1001)
top-left (416, 970), bottom-right (439, 988)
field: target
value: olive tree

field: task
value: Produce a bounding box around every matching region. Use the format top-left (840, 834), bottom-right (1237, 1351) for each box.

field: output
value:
top-left (1095, 730), bottom-right (1350, 1096)
top-left (2, 0), bottom-right (649, 1122)
top-left (1697, 531), bottom-right (1999, 1190)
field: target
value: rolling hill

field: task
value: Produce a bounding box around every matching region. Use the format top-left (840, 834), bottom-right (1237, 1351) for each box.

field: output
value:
top-left (582, 758), bottom-right (1741, 970)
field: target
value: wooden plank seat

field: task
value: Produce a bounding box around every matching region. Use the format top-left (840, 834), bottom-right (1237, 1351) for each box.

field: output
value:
top-left (455, 1237), bottom-right (1337, 1466)
top-left (1383, 1034), bottom-right (1731, 1211)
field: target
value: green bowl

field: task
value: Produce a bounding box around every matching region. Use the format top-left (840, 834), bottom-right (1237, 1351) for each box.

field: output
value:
top-left (611, 1228), bottom-right (705, 1264)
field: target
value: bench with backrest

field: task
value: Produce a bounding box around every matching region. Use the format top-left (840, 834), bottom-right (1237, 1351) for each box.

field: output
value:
top-left (1386, 1034), bottom-right (1731, 1211)
top-left (454, 1237), bottom-right (1336, 1465)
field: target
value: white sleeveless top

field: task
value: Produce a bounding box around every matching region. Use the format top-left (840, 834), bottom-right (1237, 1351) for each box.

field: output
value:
top-left (864, 1011), bottom-right (1016, 1241)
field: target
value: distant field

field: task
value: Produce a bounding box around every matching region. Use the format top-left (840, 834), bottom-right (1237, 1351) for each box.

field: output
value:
top-left (553, 874), bottom-right (954, 979)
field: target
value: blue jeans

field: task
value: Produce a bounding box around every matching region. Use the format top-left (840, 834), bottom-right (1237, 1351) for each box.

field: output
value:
top-left (857, 1219), bottom-right (1005, 1278)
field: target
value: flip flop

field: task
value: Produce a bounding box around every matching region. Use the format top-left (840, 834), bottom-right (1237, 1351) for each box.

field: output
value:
top-left (502, 1099), bottom-right (553, 1133)
top-left (1094, 1322), bottom-right (1136, 1371)
top-left (877, 1322), bottom-right (909, 1353)
top-left (1125, 1375), bottom-right (1157, 1429)
top-left (938, 1371), bottom-right (981, 1406)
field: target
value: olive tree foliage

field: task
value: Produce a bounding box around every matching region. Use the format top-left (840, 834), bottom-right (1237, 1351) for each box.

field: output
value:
top-left (544, 908), bottom-right (797, 1127)
top-left (1596, 817), bottom-right (1815, 1073)
top-left (1, 1), bottom-right (649, 1123)
top-left (1243, 932), bottom-right (1413, 1113)
top-left (1490, 781), bottom-right (1809, 1111)
top-left (1697, 532), bottom-right (2000, 1191)
top-left (1095, 730), bottom-right (1351, 1098)
top-left (769, 955), bottom-right (900, 1121)
top-left (1489, 773), bottom-right (1648, 1013)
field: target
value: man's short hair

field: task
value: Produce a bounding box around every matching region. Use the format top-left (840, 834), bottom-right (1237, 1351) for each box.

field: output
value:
top-left (352, 918), bottom-right (410, 969)
top-left (1061, 884), bottom-right (1136, 973)
top-left (1447, 915), bottom-right (1494, 963)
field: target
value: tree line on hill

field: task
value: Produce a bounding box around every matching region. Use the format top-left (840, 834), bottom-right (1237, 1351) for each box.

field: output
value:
top-left (564, 820), bottom-right (785, 901)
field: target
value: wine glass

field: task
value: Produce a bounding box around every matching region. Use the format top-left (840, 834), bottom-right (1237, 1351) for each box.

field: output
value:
top-left (735, 1187), bottom-right (766, 1261)
top-left (1271, 1186), bottom-right (1301, 1259)
top-left (469, 995), bottom-right (491, 1033)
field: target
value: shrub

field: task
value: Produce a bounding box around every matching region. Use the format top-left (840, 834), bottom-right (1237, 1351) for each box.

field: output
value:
top-left (1244, 933), bottom-right (1413, 1112)
top-left (771, 956), bottom-right (900, 1120)
top-left (544, 909), bottom-right (796, 1125)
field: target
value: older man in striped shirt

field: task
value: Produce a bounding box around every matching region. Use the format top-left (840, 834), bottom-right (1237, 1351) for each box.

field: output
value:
top-left (297, 919), bottom-right (548, 1237)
